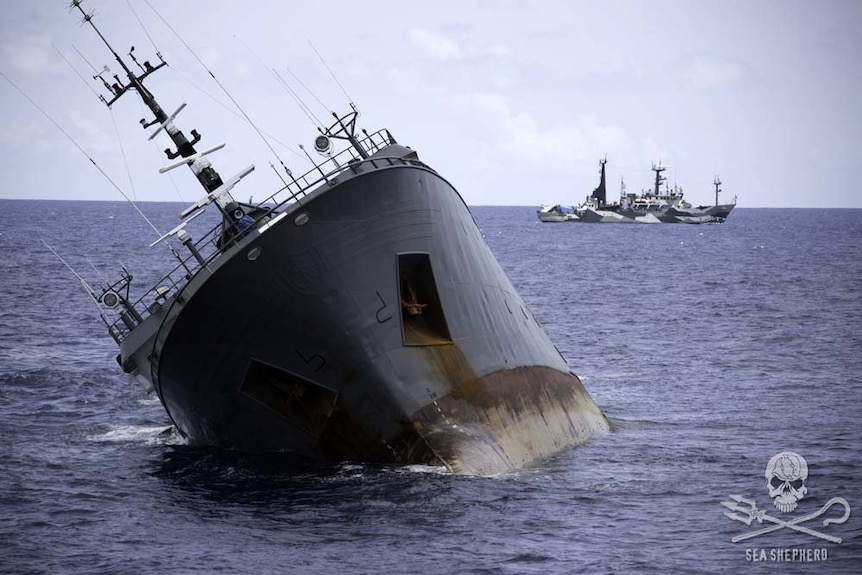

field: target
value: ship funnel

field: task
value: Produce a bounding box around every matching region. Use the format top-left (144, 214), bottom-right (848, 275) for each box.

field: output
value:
top-left (592, 158), bottom-right (607, 204)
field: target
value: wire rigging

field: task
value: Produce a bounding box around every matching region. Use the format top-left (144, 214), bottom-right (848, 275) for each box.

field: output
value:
top-left (143, 0), bottom-right (295, 178)
top-left (52, 43), bottom-right (100, 98)
top-left (109, 108), bottom-right (140, 201)
top-left (166, 64), bottom-right (307, 162)
top-left (308, 40), bottom-right (353, 105)
top-left (231, 34), bottom-right (323, 130)
top-left (39, 238), bottom-right (105, 314)
top-left (123, 0), bottom-right (161, 54)
top-left (0, 69), bottom-right (164, 240)
top-left (57, 38), bottom-right (151, 204)
top-left (272, 69), bottom-right (324, 130)
top-left (283, 65), bottom-right (331, 115)
top-left (71, 44), bottom-right (100, 75)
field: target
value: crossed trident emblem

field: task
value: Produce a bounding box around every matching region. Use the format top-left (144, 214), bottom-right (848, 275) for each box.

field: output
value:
top-left (722, 451), bottom-right (852, 544)
top-left (722, 495), bottom-right (851, 543)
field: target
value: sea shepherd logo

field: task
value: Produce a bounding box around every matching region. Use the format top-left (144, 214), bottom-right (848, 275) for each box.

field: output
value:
top-left (722, 452), bottom-right (851, 563)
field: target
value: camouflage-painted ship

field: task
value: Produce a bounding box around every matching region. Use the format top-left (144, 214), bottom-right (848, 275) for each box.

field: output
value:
top-left (66, 2), bottom-right (609, 476)
top-left (543, 158), bottom-right (736, 224)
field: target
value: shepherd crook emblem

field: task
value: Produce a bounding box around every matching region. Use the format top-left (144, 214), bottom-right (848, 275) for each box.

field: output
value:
top-left (722, 496), bottom-right (850, 543)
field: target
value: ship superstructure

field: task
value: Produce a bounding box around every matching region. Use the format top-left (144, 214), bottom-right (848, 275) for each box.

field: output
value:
top-left (540, 159), bottom-right (736, 224)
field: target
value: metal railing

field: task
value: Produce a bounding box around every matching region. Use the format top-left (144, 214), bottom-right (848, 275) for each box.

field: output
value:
top-left (105, 128), bottom-right (432, 342)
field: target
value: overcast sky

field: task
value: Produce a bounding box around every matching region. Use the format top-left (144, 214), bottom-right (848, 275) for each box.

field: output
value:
top-left (1, 0), bottom-right (860, 207)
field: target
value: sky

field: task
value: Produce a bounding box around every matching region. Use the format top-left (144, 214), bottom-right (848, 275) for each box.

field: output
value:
top-left (1, 0), bottom-right (861, 208)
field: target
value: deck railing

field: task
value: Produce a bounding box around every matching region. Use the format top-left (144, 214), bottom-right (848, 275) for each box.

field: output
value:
top-left (105, 128), bottom-right (431, 343)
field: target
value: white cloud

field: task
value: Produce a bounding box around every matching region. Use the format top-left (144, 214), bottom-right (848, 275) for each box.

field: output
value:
top-left (682, 56), bottom-right (746, 88)
top-left (452, 93), bottom-right (630, 172)
top-left (407, 28), bottom-right (460, 61)
top-left (641, 138), bottom-right (667, 164)
top-left (487, 43), bottom-right (509, 57)
top-left (346, 59), bottom-right (369, 79)
top-left (199, 47), bottom-right (224, 68)
top-left (4, 35), bottom-right (54, 73)
top-left (385, 66), bottom-right (426, 92)
top-left (68, 109), bottom-right (101, 136)
top-left (0, 122), bottom-right (48, 149)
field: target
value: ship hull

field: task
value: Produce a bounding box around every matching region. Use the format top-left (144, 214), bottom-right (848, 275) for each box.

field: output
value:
top-left (576, 203), bottom-right (735, 224)
top-left (538, 213), bottom-right (571, 222)
top-left (148, 163), bottom-right (609, 475)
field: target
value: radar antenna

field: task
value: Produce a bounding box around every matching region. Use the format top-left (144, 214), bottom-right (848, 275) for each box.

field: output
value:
top-left (69, 0), bottom-right (240, 216)
top-left (651, 162), bottom-right (668, 196)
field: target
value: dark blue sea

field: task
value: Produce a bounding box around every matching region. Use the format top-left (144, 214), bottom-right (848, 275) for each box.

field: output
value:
top-left (1, 202), bottom-right (860, 574)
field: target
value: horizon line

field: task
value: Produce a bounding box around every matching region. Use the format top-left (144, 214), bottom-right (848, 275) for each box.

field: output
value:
top-left (1, 198), bottom-right (861, 209)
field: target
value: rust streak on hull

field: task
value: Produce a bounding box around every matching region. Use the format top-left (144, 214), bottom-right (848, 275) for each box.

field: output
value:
top-left (412, 345), bottom-right (610, 475)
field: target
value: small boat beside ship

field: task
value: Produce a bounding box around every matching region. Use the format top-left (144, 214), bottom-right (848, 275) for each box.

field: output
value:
top-left (536, 204), bottom-right (576, 222)
top-left (540, 158), bottom-right (736, 224)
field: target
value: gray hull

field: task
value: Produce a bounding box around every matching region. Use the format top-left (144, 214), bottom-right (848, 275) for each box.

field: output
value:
top-left (577, 203), bottom-right (735, 224)
top-left (132, 158), bottom-right (608, 475)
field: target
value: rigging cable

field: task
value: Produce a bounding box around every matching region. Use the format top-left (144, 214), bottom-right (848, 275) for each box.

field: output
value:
top-left (284, 65), bottom-right (331, 117)
top-left (309, 40), bottom-right (353, 105)
top-left (39, 238), bottom-right (105, 314)
top-left (85, 255), bottom-right (111, 287)
top-left (71, 44), bottom-right (101, 75)
top-left (271, 69), bottom-right (324, 131)
top-left (52, 43), bottom-right (100, 98)
top-left (109, 108), bottom-right (140, 201)
top-left (143, 0), bottom-right (295, 179)
top-left (0, 69), bottom-right (165, 241)
top-left (123, 0), bottom-right (161, 54)
top-left (56, 40), bottom-right (141, 201)
top-left (166, 64), bottom-right (307, 162)
top-left (232, 34), bottom-right (323, 130)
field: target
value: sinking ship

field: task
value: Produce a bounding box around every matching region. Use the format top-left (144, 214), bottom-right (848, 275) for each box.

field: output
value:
top-left (542, 158), bottom-right (736, 224)
top-left (64, 2), bottom-right (609, 475)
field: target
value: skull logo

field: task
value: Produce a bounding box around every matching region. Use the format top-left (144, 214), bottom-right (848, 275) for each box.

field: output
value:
top-left (765, 451), bottom-right (808, 513)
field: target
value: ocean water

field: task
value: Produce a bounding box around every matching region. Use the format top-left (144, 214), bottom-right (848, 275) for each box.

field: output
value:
top-left (1, 202), bottom-right (860, 574)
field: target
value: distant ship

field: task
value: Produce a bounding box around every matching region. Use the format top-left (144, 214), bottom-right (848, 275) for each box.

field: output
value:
top-left (540, 159), bottom-right (736, 224)
top-left (59, 1), bottom-right (609, 476)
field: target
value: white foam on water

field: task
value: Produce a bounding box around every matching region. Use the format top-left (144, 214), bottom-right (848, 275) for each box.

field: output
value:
top-left (87, 425), bottom-right (186, 446)
top-left (399, 464), bottom-right (451, 475)
top-left (136, 397), bottom-right (161, 407)
top-left (333, 463), bottom-right (450, 478)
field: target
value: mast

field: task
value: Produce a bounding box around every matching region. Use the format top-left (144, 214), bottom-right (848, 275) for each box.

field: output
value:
top-left (619, 176), bottom-right (627, 206)
top-left (651, 162), bottom-right (667, 196)
top-left (591, 157), bottom-right (607, 205)
top-left (714, 175), bottom-right (722, 206)
top-left (71, 1), bottom-right (227, 200)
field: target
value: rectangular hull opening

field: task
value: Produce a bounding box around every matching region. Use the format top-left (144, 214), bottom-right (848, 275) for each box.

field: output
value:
top-left (240, 359), bottom-right (337, 438)
top-left (398, 253), bottom-right (452, 346)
